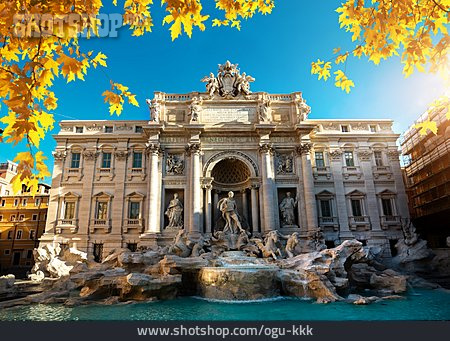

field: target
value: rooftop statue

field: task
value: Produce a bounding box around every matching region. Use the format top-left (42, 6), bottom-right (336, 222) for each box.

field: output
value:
top-left (201, 60), bottom-right (255, 98)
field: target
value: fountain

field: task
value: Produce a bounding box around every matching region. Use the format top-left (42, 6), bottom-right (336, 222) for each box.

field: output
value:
top-left (198, 251), bottom-right (279, 301)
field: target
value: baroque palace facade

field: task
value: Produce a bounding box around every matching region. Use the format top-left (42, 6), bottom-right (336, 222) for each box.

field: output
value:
top-left (40, 61), bottom-right (409, 261)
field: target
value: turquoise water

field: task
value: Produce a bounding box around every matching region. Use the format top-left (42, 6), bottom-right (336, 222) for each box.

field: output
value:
top-left (1, 289), bottom-right (449, 321)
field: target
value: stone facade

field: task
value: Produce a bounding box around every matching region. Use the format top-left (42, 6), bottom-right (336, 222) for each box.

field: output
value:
top-left (40, 61), bottom-right (408, 260)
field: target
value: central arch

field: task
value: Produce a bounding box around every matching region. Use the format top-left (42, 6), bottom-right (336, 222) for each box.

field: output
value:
top-left (203, 151), bottom-right (258, 180)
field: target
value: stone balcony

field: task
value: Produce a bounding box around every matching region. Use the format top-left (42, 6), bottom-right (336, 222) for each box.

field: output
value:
top-left (55, 218), bottom-right (79, 234)
top-left (318, 216), bottom-right (339, 231)
top-left (380, 215), bottom-right (402, 230)
top-left (348, 215), bottom-right (371, 230)
top-left (373, 166), bottom-right (393, 180)
top-left (95, 167), bottom-right (114, 181)
top-left (313, 167), bottom-right (332, 180)
top-left (127, 167), bottom-right (146, 181)
top-left (342, 166), bottom-right (363, 180)
top-left (123, 218), bottom-right (145, 233)
top-left (64, 167), bottom-right (83, 181)
top-left (90, 219), bottom-right (112, 233)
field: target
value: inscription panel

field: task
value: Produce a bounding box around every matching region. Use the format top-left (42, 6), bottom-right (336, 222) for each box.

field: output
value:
top-left (201, 107), bottom-right (256, 123)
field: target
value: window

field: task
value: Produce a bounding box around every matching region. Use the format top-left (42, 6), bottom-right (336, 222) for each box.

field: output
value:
top-left (132, 152), bottom-right (143, 168)
top-left (16, 230), bottom-right (22, 239)
top-left (104, 126), bottom-right (113, 133)
top-left (71, 152), bottom-right (81, 168)
top-left (341, 125), bottom-right (349, 132)
top-left (374, 151), bottom-right (383, 166)
top-left (370, 125), bottom-right (377, 132)
top-left (96, 202), bottom-right (108, 220)
top-left (4, 249), bottom-right (10, 255)
top-left (19, 214), bottom-right (25, 221)
top-left (4, 190), bottom-right (9, 195)
top-left (14, 199), bottom-right (18, 206)
top-left (135, 126), bottom-right (143, 133)
top-left (35, 198), bottom-right (40, 206)
top-left (315, 152), bottom-right (325, 168)
top-left (1, 199), bottom-right (5, 207)
top-left (7, 231), bottom-right (12, 239)
top-left (129, 202), bottom-right (140, 219)
top-left (64, 202), bottom-right (75, 220)
top-left (26, 250), bottom-right (33, 259)
top-left (32, 214), bottom-right (38, 221)
top-left (22, 198), bottom-right (27, 206)
top-left (75, 126), bottom-right (83, 133)
top-left (344, 151), bottom-right (354, 167)
top-left (381, 198), bottom-right (393, 216)
top-left (351, 199), bottom-right (363, 217)
top-left (102, 152), bottom-right (112, 168)
top-left (10, 215), bottom-right (16, 221)
top-left (320, 200), bottom-right (332, 217)
top-left (30, 230), bottom-right (35, 239)
top-left (127, 243), bottom-right (138, 252)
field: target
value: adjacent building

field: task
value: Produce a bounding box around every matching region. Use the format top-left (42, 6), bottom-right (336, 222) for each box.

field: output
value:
top-left (0, 160), bottom-right (50, 275)
top-left (400, 104), bottom-right (450, 248)
top-left (39, 61), bottom-right (409, 261)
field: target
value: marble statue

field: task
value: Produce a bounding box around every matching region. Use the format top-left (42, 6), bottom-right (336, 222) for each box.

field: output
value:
top-left (166, 154), bottom-right (184, 175)
top-left (190, 237), bottom-right (206, 258)
top-left (201, 72), bottom-right (219, 97)
top-left (168, 229), bottom-right (191, 257)
top-left (279, 192), bottom-right (298, 227)
top-left (296, 99), bottom-right (311, 123)
top-left (217, 191), bottom-right (245, 234)
top-left (165, 193), bottom-right (183, 228)
top-left (146, 98), bottom-right (160, 123)
top-left (236, 72), bottom-right (255, 95)
top-left (253, 231), bottom-right (283, 260)
top-left (401, 219), bottom-right (419, 246)
top-left (189, 96), bottom-right (202, 122)
top-left (258, 100), bottom-right (272, 122)
top-left (286, 232), bottom-right (300, 258)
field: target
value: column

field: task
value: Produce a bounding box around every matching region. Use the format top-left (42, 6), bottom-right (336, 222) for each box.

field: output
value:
top-left (259, 144), bottom-right (277, 233)
top-left (146, 144), bottom-right (161, 233)
top-left (298, 143), bottom-right (318, 231)
top-left (241, 189), bottom-right (248, 222)
top-left (213, 190), bottom-right (219, 226)
top-left (203, 180), bottom-right (213, 236)
top-left (329, 149), bottom-right (351, 237)
top-left (187, 143), bottom-right (202, 237)
top-left (295, 149), bottom-right (308, 233)
top-left (250, 185), bottom-right (259, 233)
top-left (388, 150), bottom-right (410, 219)
top-left (358, 150), bottom-right (381, 231)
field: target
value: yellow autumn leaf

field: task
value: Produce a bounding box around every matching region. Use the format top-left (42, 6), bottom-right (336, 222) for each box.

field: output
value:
top-left (414, 120), bottom-right (438, 135)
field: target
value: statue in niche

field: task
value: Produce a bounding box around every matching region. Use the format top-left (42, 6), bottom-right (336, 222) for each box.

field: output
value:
top-left (279, 192), bottom-right (298, 227)
top-left (276, 154), bottom-right (294, 174)
top-left (285, 232), bottom-right (300, 258)
top-left (166, 154), bottom-right (184, 175)
top-left (258, 100), bottom-right (272, 122)
top-left (165, 193), bottom-right (183, 228)
top-left (201, 72), bottom-right (219, 97)
top-left (146, 99), bottom-right (160, 123)
top-left (217, 191), bottom-right (245, 235)
top-left (189, 96), bottom-right (203, 122)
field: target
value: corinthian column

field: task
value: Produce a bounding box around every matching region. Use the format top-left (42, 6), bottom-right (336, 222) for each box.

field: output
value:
top-left (145, 143), bottom-right (162, 233)
top-left (186, 143), bottom-right (202, 237)
top-left (259, 143), bottom-right (278, 233)
top-left (250, 184), bottom-right (260, 234)
top-left (297, 143), bottom-right (318, 232)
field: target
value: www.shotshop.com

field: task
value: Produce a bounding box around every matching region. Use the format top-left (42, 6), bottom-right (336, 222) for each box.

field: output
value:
top-left (136, 324), bottom-right (314, 339)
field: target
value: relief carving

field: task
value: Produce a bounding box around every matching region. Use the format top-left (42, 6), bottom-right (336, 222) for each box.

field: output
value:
top-left (166, 154), bottom-right (185, 175)
top-left (276, 152), bottom-right (294, 174)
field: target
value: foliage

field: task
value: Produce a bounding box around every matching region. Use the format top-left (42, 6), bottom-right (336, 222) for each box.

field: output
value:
top-left (0, 0), bottom-right (274, 194)
top-left (311, 0), bottom-right (449, 93)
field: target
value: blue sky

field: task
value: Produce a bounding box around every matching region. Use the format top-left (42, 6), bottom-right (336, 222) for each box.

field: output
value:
top-left (0, 0), bottom-right (446, 179)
